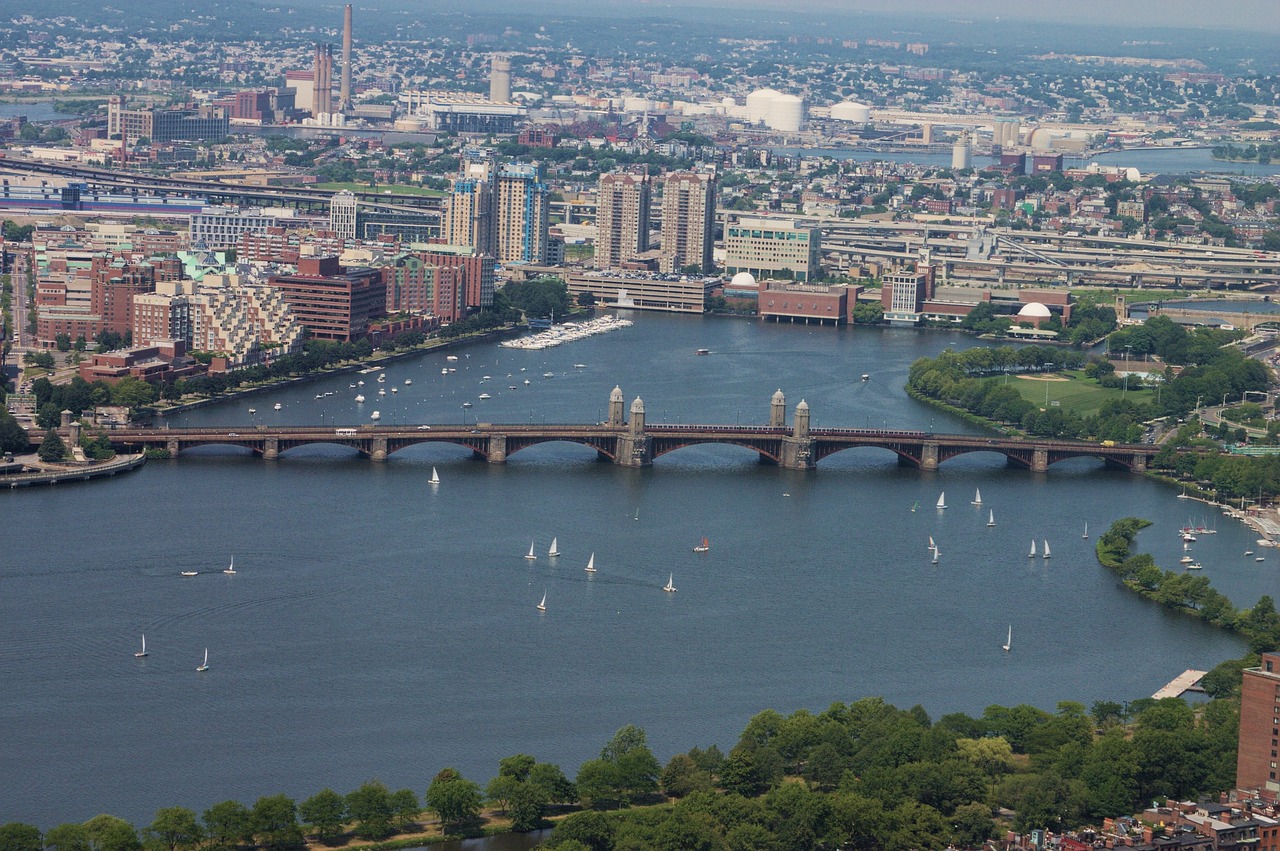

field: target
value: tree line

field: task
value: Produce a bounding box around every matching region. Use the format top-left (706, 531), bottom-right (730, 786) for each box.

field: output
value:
top-left (0, 689), bottom-right (1244, 851)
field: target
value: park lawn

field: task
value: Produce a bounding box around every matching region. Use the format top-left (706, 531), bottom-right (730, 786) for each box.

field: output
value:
top-left (313, 182), bottom-right (444, 197)
top-left (987, 370), bottom-right (1155, 417)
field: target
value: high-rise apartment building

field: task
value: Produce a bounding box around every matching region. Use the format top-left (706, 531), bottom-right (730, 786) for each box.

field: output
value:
top-left (660, 171), bottom-right (716, 274)
top-left (1238, 652), bottom-right (1280, 794)
top-left (495, 163), bottom-right (549, 265)
top-left (595, 172), bottom-right (651, 270)
top-left (441, 178), bottom-right (494, 256)
top-left (330, 191), bottom-right (358, 240)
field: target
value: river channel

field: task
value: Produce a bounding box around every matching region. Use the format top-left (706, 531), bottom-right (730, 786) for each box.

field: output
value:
top-left (0, 314), bottom-right (1259, 827)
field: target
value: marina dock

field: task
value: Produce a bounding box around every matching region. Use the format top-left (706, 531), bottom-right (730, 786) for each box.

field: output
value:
top-left (1153, 669), bottom-right (1208, 700)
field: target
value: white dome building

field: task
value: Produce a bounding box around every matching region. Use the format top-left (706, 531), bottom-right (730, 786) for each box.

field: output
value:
top-left (767, 94), bottom-right (804, 132)
top-left (830, 101), bottom-right (871, 123)
top-left (746, 88), bottom-right (782, 123)
top-left (1016, 302), bottom-right (1053, 327)
top-left (727, 271), bottom-right (758, 294)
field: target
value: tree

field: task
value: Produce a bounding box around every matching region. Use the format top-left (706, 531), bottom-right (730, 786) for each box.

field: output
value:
top-left (0, 410), bottom-right (28, 453)
top-left (486, 774), bottom-right (521, 815)
top-left (508, 782), bottom-right (549, 833)
top-left (529, 762), bottom-right (576, 804)
top-left (83, 816), bottom-right (141, 851)
top-left (298, 789), bottom-right (345, 841)
top-left (38, 428), bottom-right (68, 462)
top-left (45, 825), bottom-right (90, 851)
top-left (345, 780), bottom-right (393, 840)
top-left (660, 753), bottom-right (710, 798)
top-left (425, 769), bottom-right (482, 833)
top-left (545, 810), bottom-right (615, 850)
top-left (56, 333), bottom-right (72, 352)
top-left (201, 801), bottom-right (253, 851)
top-left (388, 789), bottom-right (420, 828)
top-left (950, 802), bottom-right (996, 847)
top-left (498, 753), bottom-right (537, 782)
top-left (143, 808), bottom-right (202, 851)
top-left (0, 824), bottom-right (41, 851)
top-left (249, 795), bottom-right (302, 851)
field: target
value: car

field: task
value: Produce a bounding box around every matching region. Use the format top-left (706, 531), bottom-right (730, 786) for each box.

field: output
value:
top-left (417, 425), bottom-right (432, 430)
top-left (227, 432), bottom-right (239, 437)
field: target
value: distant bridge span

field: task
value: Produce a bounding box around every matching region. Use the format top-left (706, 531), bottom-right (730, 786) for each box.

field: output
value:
top-left (83, 388), bottom-right (1157, 474)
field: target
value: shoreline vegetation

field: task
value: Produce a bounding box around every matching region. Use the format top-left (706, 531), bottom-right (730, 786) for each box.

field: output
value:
top-left (0, 689), bottom-right (1249, 851)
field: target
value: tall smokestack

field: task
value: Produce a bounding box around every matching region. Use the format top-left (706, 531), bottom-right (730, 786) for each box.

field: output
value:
top-left (312, 43), bottom-right (325, 116)
top-left (340, 4), bottom-right (352, 112)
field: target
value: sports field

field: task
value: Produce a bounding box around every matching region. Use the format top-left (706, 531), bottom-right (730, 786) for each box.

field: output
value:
top-left (986, 370), bottom-right (1154, 417)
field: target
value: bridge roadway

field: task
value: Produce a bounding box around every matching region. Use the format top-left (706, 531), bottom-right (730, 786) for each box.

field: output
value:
top-left (95, 421), bottom-right (1158, 473)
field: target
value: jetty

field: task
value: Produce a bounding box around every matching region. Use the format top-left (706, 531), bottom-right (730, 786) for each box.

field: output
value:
top-left (1152, 669), bottom-right (1208, 700)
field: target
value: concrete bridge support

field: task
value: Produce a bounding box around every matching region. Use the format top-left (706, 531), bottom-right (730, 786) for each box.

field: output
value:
top-left (920, 442), bottom-right (939, 471)
top-left (487, 434), bottom-right (507, 463)
top-left (371, 437), bottom-right (388, 462)
top-left (615, 434), bottom-right (652, 467)
top-left (167, 438), bottom-right (180, 457)
top-left (263, 437), bottom-right (280, 460)
top-left (779, 437), bottom-right (814, 470)
top-left (1130, 453), bottom-right (1147, 473)
top-left (1031, 448), bottom-right (1049, 473)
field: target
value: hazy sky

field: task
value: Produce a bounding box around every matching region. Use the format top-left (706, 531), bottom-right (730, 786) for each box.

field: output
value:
top-left (775, 0), bottom-right (1280, 33)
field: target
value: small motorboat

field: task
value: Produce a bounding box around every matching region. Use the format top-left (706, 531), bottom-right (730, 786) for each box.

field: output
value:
top-left (273, 403), bottom-right (282, 411)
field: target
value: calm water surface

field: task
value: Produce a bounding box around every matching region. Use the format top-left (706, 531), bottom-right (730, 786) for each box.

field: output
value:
top-left (0, 315), bottom-right (1260, 827)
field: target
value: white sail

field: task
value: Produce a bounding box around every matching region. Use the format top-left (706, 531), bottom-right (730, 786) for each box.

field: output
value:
top-left (537, 591), bottom-right (547, 611)
top-left (549, 537), bottom-right (559, 557)
top-left (585, 553), bottom-right (596, 572)
top-left (1002, 625), bottom-right (1011, 652)
top-left (663, 573), bottom-right (677, 592)
top-left (1029, 540), bottom-right (1036, 558)
top-left (1083, 521), bottom-right (1088, 539)
top-left (928, 535), bottom-right (936, 550)
top-left (223, 556), bottom-right (236, 574)
top-left (987, 509), bottom-right (995, 527)
top-left (931, 547), bottom-right (939, 564)
top-left (1043, 540), bottom-right (1051, 559)
top-left (937, 492), bottom-right (947, 509)
top-left (525, 540), bottom-right (537, 560)
top-left (135, 634), bottom-right (147, 658)
top-left (972, 488), bottom-right (982, 505)
top-left (429, 466), bottom-right (440, 484)
top-left (197, 648), bottom-right (209, 671)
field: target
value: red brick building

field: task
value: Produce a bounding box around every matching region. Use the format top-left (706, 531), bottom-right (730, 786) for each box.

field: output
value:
top-left (1238, 652), bottom-right (1280, 795)
top-left (78, 339), bottom-right (202, 384)
top-left (268, 256), bottom-right (387, 342)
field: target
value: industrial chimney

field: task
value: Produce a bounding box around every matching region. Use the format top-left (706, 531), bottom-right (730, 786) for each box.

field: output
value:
top-left (340, 4), bottom-right (353, 112)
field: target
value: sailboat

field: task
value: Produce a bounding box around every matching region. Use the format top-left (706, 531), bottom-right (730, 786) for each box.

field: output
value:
top-left (987, 510), bottom-right (995, 527)
top-left (223, 556), bottom-right (236, 575)
top-left (524, 541), bottom-right (538, 560)
top-left (937, 492), bottom-right (947, 510)
top-left (429, 466), bottom-right (440, 485)
top-left (971, 488), bottom-right (982, 506)
top-left (1042, 540), bottom-right (1051, 559)
top-left (693, 537), bottom-right (710, 553)
top-left (633, 508), bottom-right (640, 522)
top-left (930, 546), bottom-right (939, 565)
top-left (134, 634), bottom-right (148, 658)
top-left (536, 591), bottom-right (547, 612)
top-left (928, 535), bottom-right (936, 550)
top-left (1028, 539), bottom-right (1037, 558)
top-left (1002, 625), bottom-right (1011, 652)
top-left (548, 538), bottom-right (560, 558)
top-left (663, 573), bottom-right (677, 593)
top-left (196, 648), bottom-right (209, 672)
top-left (910, 501), bottom-right (919, 513)
top-left (1083, 521), bottom-right (1089, 540)
top-left (585, 553), bottom-right (597, 573)
top-left (181, 569), bottom-right (198, 577)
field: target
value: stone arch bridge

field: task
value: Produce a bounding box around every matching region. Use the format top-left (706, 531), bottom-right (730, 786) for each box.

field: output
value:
top-left (89, 388), bottom-right (1158, 473)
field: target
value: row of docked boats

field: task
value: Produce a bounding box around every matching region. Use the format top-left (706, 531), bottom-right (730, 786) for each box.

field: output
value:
top-left (499, 315), bottom-right (634, 350)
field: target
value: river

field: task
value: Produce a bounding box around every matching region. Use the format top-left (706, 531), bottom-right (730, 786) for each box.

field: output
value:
top-left (0, 315), bottom-right (1255, 828)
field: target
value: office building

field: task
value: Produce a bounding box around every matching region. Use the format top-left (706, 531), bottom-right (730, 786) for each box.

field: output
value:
top-left (107, 98), bottom-right (229, 143)
top-left (495, 163), bottom-right (549, 265)
top-left (269, 256), bottom-right (386, 342)
top-left (595, 172), bottom-right (651, 270)
top-left (725, 218), bottom-right (821, 282)
top-left (880, 267), bottom-right (933, 326)
top-left (660, 171), bottom-right (716, 274)
top-left (191, 205), bottom-right (300, 249)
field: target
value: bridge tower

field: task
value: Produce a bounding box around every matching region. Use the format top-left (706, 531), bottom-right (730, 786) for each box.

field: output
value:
top-left (770, 389), bottom-right (786, 428)
top-left (779, 399), bottom-right (815, 470)
top-left (608, 385), bottom-right (625, 426)
top-left (615, 396), bottom-right (652, 467)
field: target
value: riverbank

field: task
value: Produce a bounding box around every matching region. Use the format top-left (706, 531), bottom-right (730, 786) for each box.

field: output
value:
top-left (0, 452), bottom-right (146, 488)
top-left (147, 326), bottom-right (522, 420)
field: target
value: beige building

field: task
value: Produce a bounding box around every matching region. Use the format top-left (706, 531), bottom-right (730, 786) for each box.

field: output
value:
top-left (725, 218), bottom-right (821, 283)
top-left (441, 176), bottom-right (494, 256)
top-left (660, 171), bottom-right (716, 274)
top-left (565, 271), bottom-right (708, 314)
top-left (595, 172), bottom-right (651, 270)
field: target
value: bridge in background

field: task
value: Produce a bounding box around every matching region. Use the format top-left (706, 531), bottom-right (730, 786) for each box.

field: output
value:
top-left (82, 388), bottom-right (1158, 473)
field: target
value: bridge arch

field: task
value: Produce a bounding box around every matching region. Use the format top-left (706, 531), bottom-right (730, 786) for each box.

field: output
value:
top-left (650, 438), bottom-right (782, 464)
top-left (503, 437), bottom-right (617, 461)
top-left (813, 443), bottom-right (925, 466)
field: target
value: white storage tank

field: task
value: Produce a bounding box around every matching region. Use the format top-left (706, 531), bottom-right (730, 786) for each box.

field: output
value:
top-left (830, 101), bottom-right (871, 123)
top-left (746, 88), bottom-right (782, 124)
top-left (768, 94), bottom-right (804, 132)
